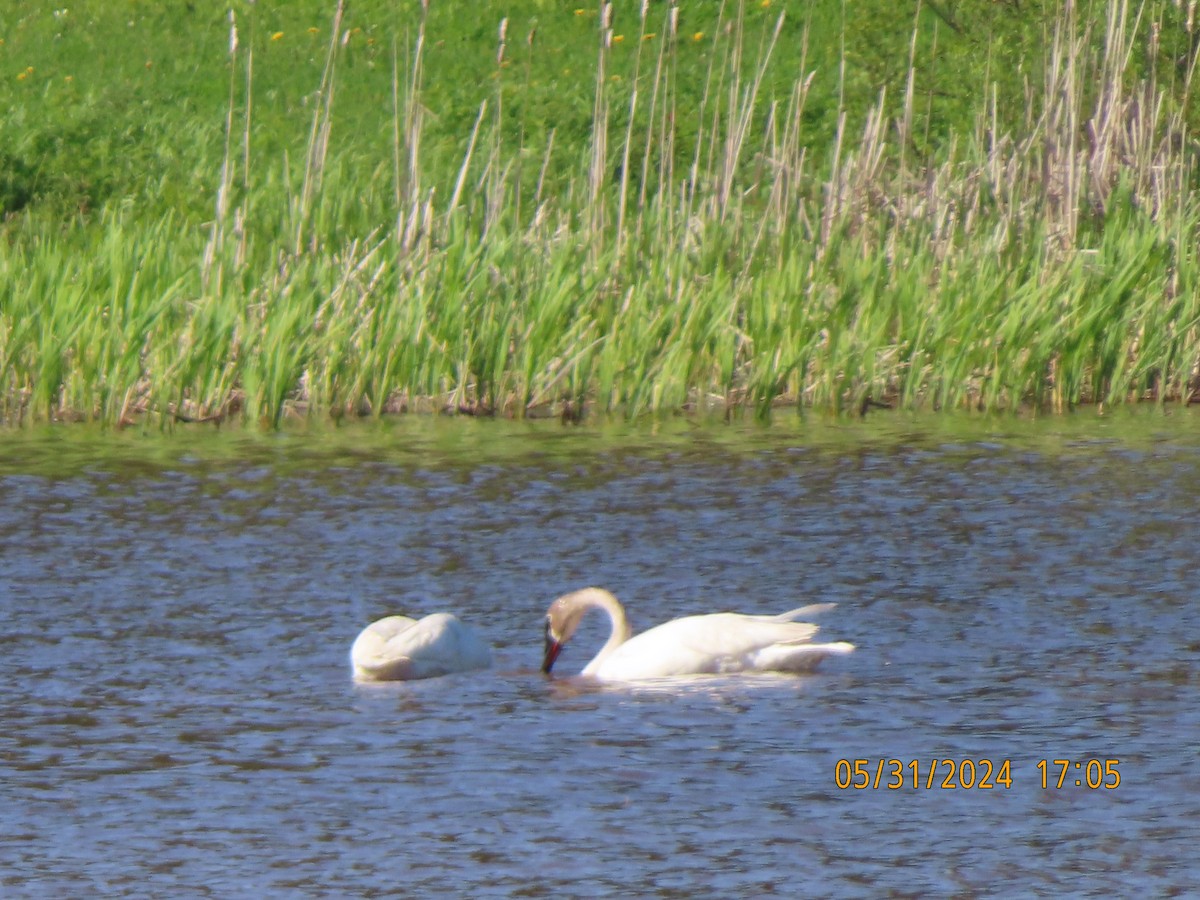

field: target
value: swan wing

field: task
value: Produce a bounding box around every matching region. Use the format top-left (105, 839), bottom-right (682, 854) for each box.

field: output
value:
top-left (591, 611), bottom-right (847, 681)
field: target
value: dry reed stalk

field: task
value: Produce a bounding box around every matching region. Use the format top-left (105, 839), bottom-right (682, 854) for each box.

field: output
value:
top-left (202, 10), bottom-right (241, 295)
top-left (588, 2), bottom-right (614, 244)
top-left (295, 0), bottom-right (346, 256)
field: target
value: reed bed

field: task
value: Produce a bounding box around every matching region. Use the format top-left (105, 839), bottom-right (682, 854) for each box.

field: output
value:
top-left (2, 0), bottom-right (1199, 426)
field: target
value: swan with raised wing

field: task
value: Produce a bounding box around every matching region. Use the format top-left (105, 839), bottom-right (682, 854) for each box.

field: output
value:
top-left (541, 587), bottom-right (854, 682)
top-left (351, 613), bottom-right (492, 681)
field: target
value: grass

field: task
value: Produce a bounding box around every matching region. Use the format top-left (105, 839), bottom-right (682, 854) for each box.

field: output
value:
top-left (1, 0), bottom-right (1199, 426)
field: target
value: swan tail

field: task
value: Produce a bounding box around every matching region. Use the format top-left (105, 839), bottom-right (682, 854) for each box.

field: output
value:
top-left (770, 603), bottom-right (837, 622)
top-left (753, 640), bottom-right (855, 673)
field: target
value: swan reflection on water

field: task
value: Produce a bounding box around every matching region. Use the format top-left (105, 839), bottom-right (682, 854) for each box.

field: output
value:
top-left (541, 669), bottom-right (844, 703)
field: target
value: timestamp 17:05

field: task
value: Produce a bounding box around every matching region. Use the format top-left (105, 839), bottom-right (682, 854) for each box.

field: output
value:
top-left (1037, 758), bottom-right (1121, 789)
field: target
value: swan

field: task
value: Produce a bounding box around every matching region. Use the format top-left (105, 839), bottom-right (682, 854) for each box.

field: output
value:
top-left (541, 587), bottom-right (854, 682)
top-left (351, 613), bottom-right (492, 681)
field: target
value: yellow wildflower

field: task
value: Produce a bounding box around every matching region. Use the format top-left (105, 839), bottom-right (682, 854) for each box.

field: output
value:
top-left (643, 33), bottom-right (656, 40)
top-left (612, 34), bottom-right (624, 43)
top-left (307, 26), bottom-right (319, 35)
top-left (692, 32), bottom-right (704, 41)
top-left (271, 31), bottom-right (284, 41)
top-left (17, 71), bottom-right (27, 81)
top-left (574, 8), bottom-right (585, 15)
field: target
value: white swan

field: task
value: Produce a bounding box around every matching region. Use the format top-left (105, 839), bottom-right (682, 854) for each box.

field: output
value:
top-left (351, 613), bottom-right (492, 682)
top-left (541, 587), bottom-right (854, 682)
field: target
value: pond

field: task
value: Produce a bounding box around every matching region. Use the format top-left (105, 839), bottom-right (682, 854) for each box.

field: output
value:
top-left (2, 413), bottom-right (1198, 895)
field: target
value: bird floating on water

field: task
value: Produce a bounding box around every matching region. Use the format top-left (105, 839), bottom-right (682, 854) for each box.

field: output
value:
top-left (351, 612), bottom-right (492, 682)
top-left (541, 587), bottom-right (854, 682)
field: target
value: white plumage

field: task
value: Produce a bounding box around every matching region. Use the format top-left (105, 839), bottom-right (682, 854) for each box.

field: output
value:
top-left (351, 613), bottom-right (492, 682)
top-left (541, 587), bottom-right (854, 682)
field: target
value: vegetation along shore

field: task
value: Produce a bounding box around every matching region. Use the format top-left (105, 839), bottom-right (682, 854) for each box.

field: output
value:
top-left (2, 0), bottom-right (1199, 427)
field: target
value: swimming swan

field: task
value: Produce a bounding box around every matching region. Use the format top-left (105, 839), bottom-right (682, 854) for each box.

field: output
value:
top-left (351, 613), bottom-right (492, 681)
top-left (541, 587), bottom-right (854, 682)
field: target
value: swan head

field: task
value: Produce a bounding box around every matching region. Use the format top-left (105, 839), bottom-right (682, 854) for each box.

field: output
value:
top-left (541, 588), bottom-right (628, 675)
top-left (541, 594), bottom-right (583, 674)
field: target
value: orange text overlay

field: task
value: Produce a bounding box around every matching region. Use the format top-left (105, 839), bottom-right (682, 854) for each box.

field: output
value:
top-left (834, 758), bottom-right (1122, 790)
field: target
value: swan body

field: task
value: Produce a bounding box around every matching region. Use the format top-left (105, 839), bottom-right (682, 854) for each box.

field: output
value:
top-left (542, 587), bottom-right (854, 682)
top-left (351, 613), bottom-right (492, 682)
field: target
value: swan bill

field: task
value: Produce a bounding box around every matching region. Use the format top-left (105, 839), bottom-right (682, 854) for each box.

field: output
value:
top-left (542, 619), bottom-right (564, 674)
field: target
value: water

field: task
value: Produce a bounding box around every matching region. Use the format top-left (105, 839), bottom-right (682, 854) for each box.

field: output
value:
top-left (2, 415), bottom-right (1198, 896)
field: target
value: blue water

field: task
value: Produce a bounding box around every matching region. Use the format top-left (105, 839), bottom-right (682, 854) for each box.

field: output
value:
top-left (1, 417), bottom-right (1198, 895)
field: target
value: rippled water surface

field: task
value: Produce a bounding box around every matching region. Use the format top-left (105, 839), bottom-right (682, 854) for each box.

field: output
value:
top-left (3, 415), bottom-right (1199, 896)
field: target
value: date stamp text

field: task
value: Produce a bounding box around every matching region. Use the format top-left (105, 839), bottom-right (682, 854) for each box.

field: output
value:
top-left (834, 758), bottom-right (1121, 790)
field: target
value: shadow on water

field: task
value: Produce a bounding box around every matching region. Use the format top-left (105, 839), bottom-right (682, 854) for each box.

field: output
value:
top-left (2, 409), bottom-right (1200, 895)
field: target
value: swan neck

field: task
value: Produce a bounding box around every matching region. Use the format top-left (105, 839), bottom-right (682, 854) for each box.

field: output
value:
top-left (582, 590), bottom-right (633, 675)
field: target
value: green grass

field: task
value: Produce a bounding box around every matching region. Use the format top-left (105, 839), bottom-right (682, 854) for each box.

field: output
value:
top-left (1, 0), bottom-right (1199, 426)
